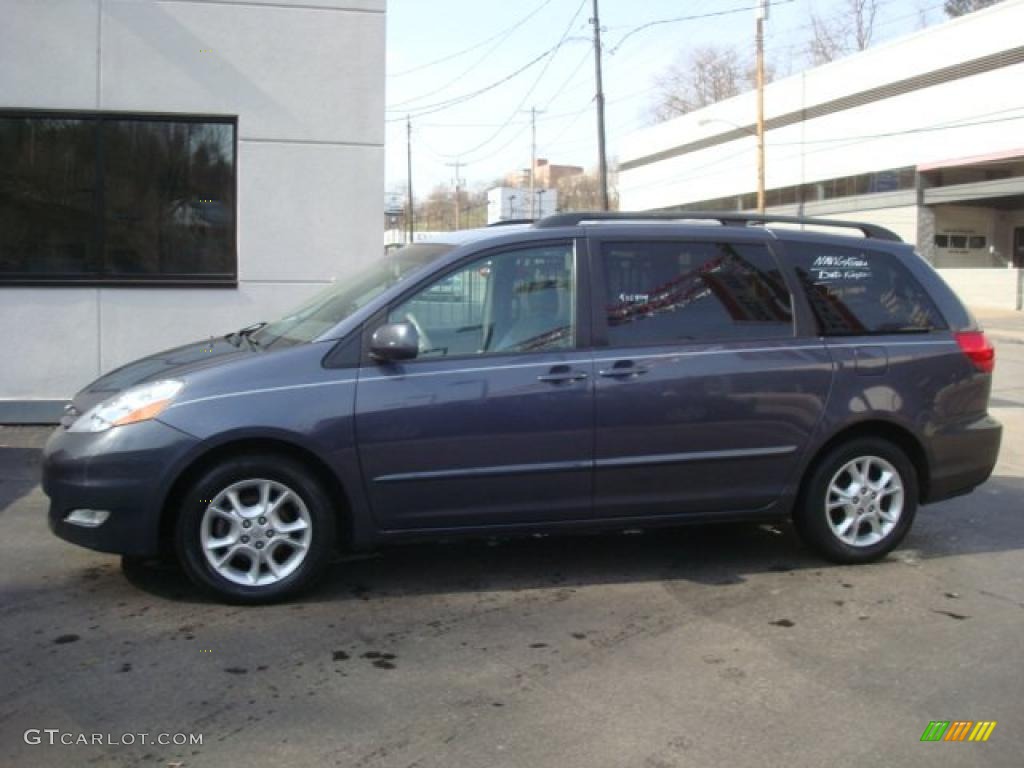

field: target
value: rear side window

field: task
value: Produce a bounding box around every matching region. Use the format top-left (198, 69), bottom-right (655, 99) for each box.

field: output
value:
top-left (786, 243), bottom-right (946, 335)
top-left (601, 240), bottom-right (792, 346)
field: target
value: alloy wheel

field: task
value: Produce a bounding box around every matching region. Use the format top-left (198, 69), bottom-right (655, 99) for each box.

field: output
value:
top-left (825, 455), bottom-right (904, 547)
top-left (199, 478), bottom-right (313, 586)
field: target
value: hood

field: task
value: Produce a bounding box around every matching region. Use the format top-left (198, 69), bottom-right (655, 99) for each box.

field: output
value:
top-left (66, 335), bottom-right (260, 420)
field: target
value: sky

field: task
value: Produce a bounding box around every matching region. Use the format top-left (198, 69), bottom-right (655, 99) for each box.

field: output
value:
top-left (384, 0), bottom-right (946, 200)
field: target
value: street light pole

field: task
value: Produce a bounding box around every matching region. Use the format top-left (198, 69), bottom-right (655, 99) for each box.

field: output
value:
top-left (446, 159), bottom-right (463, 230)
top-left (522, 107), bottom-right (545, 219)
top-left (755, 1), bottom-right (769, 213)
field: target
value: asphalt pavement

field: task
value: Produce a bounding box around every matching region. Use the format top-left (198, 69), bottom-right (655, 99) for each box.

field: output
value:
top-left (1, 325), bottom-right (1022, 768)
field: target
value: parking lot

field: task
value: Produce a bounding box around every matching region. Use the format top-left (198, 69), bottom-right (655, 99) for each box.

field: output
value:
top-left (1, 323), bottom-right (1022, 767)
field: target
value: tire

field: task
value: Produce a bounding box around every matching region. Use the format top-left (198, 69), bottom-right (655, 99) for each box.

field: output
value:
top-left (793, 437), bottom-right (918, 564)
top-left (174, 453), bottom-right (337, 604)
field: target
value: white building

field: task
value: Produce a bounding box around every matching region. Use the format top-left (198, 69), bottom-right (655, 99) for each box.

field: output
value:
top-left (618, 0), bottom-right (1024, 311)
top-left (0, 0), bottom-right (385, 422)
top-left (487, 186), bottom-right (558, 224)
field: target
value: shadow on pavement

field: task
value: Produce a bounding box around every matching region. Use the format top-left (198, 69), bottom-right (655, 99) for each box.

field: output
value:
top-left (0, 446), bottom-right (43, 515)
top-left (116, 473), bottom-right (1024, 605)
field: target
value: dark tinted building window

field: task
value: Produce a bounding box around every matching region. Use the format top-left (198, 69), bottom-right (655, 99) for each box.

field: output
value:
top-left (601, 241), bottom-right (793, 346)
top-left (787, 242), bottom-right (946, 335)
top-left (0, 118), bottom-right (98, 276)
top-left (0, 111), bottom-right (235, 285)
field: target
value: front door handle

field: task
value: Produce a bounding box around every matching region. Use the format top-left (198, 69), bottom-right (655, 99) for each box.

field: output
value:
top-left (537, 365), bottom-right (588, 384)
top-left (599, 360), bottom-right (649, 378)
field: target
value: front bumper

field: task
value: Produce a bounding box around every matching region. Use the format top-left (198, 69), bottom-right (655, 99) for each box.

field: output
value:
top-left (42, 419), bottom-right (199, 557)
top-left (925, 413), bottom-right (1002, 504)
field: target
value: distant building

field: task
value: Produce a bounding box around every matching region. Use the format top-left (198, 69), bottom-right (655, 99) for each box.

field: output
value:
top-left (487, 186), bottom-right (559, 224)
top-left (505, 158), bottom-right (583, 189)
top-left (618, 0), bottom-right (1024, 310)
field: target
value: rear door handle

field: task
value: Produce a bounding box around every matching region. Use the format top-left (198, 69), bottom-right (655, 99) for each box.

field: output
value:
top-left (537, 365), bottom-right (588, 384)
top-left (598, 360), bottom-right (649, 378)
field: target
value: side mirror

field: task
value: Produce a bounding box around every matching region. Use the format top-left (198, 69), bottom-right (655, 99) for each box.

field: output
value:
top-left (369, 322), bottom-right (419, 362)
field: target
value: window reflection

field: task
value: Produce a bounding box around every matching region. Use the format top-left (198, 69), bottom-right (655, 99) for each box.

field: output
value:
top-left (0, 118), bottom-right (98, 276)
top-left (0, 112), bottom-right (236, 284)
top-left (789, 243), bottom-right (945, 335)
top-left (103, 120), bottom-right (234, 277)
top-left (602, 241), bottom-right (793, 346)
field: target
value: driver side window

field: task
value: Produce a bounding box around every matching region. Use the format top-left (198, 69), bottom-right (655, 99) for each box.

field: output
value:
top-left (389, 243), bottom-right (576, 359)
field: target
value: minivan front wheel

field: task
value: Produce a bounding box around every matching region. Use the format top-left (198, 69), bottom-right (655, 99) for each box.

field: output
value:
top-left (795, 438), bottom-right (918, 564)
top-left (175, 454), bottom-right (336, 603)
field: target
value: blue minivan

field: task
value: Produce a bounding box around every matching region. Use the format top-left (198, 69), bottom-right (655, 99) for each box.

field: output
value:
top-left (43, 213), bottom-right (1001, 603)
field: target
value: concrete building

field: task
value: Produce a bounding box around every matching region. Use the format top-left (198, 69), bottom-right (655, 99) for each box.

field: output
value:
top-left (618, 0), bottom-right (1024, 310)
top-left (0, 0), bottom-right (385, 422)
top-left (504, 158), bottom-right (583, 189)
top-left (487, 186), bottom-right (559, 224)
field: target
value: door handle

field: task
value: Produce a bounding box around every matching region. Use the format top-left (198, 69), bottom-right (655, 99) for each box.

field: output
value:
top-left (598, 361), bottom-right (649, 378)
top-left (537, 365), bottom-right (588, 384)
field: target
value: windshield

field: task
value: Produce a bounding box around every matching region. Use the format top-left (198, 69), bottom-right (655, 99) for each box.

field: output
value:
top-left (251, 243), bottom-right (453, 348)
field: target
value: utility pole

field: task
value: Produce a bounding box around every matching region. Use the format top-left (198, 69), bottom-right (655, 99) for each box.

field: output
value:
top-left (529, 107), bottom-right (539, 218)
top-left (519, 107), bottom-right (546, 218)
top-left (591, 0), bottom-right (610, 211)
top-left (446, 159), bottom-right (463, 230)
top-left (406, 115), bottom-right (415, 243)
top-left (755, 1), bottom-right (769, 213)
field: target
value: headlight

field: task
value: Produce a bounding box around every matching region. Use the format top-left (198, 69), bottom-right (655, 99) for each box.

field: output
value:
top-left (68, 380), bottom-right (184, 433)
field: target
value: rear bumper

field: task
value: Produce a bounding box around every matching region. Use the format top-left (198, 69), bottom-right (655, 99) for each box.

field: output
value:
top-left (924, 413), bottom-right (1002, 504)
top-left (42, 419), bottom-right (199, 557)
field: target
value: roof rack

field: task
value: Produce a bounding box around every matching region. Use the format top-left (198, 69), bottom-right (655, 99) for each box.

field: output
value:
top-left (487, 218), bottom-right (535, 227)
top-left (533, 211), bottom-right (902, 242)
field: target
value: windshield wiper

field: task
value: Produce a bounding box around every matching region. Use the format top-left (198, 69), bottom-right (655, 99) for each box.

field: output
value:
top-left (225, 321), bottom-right (267, 347)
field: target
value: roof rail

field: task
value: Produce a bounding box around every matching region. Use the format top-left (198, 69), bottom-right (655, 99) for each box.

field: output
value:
top-left (487, 218), bottom-right (535, 227)
top-left (533, 211), bottom-right (902, 242)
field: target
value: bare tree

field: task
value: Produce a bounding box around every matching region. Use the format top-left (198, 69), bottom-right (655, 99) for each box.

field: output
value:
top-left (555, 168), bottom-right (618, 212)
top-left (944, 0), bottom-right (1002, 16)
top-left (806, 0), bottom-right (880, 66)
top-left (648, 45), bottom-right (766, 123)
top-left (408, 183), bottom-right (493, 231)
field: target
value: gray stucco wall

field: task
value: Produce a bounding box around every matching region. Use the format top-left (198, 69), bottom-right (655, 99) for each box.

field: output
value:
top-left (0, 0), bottom-right (385, 421)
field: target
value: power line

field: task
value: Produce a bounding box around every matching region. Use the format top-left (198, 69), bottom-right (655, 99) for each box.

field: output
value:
top-left (385, 44), bottom-right (565, 121)
top-left (761, 0), bottom-right (946, 61)
top-left (541, 46), bottom-right (593, 111)
top-left (388, 0), bottom-right (554, 77)
top-left (607, 0), bottom-right (797, 55)
top-left (540, 102), bottom-right (593, 150)
top-left (388, 1), bottom-right (563, 109)
top-left (424, 0), bottom-right (589, 160)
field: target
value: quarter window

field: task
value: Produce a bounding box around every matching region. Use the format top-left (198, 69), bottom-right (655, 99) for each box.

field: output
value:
top-left (787, 243), bottom-right (946, 335)
top-left (389, 243), bottom-right (576, 358)
top-left (601, 241), bottom-right (793, 346)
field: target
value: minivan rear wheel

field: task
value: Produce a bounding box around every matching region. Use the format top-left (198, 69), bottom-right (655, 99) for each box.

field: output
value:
top-left (794, 438), bottom-right (917, 564)
top-left (175, 454), bottom-right (336, 603)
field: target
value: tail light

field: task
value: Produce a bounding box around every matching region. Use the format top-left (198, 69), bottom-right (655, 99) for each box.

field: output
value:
top-left (955, 331), bottom-right (995, 374)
